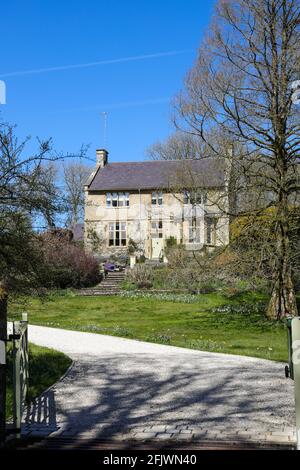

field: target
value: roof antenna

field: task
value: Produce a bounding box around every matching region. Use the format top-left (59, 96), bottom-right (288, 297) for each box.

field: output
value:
top-left (101, 111), bottom-right (108, 148)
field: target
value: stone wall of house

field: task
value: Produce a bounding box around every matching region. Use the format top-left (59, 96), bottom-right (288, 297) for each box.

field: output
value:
top-left (84, 189), bottom-right (229, 260)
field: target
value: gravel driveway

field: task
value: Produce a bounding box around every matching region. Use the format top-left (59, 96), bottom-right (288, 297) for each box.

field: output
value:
top-left (22, 324), bottom-right (296, 446)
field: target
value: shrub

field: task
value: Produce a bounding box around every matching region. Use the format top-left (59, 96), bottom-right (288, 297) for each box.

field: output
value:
top-left (41, 232), bottom-right (101, 289)
top-left (165, 236), bottom-right (178, 249)
top-left (128, 238), bottom-right (138, 255)
top-left (136, 254), bottom-right (146, 264)
top-left (126, 264), bottom-right (154, 289)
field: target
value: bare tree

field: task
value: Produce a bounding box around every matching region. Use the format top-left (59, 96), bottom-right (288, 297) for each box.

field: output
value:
top-left (63, 162), bottom-right (91, 227)
top-left (147, 132), bottom-right (206, 160)
top-left (174, 0), bottom-right (300, 319)
top-left (0, 123), bottom-right (58, 441)
top-left (0, 122), bottom-right (85, 442)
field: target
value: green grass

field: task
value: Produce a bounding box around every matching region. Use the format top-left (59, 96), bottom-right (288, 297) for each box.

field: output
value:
top-left (6, 343), bottom-right (72, 419)
top-left (9, 290), bottom-right (293, 362)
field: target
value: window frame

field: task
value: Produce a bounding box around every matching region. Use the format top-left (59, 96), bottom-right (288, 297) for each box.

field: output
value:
top-left (205, 217), bottom-right (217, 245)
top-left (183, 191), bottom-right (207, 205)
top-left (106, 192), bottom-right (130, 208)
top-left (188, 218), bottom-right (201, 244)
top-left (151, 191), bottom-right (163, 206)
top-left (108, 221), bottom-right (127, 247)
top-left (151, 220), bottom-right (163, 239)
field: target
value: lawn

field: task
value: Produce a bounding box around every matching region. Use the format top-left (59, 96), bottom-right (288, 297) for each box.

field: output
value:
top-left (6, 343), bottom-right (72, 419)
top-left (8, 290), bottom-right (291, 362)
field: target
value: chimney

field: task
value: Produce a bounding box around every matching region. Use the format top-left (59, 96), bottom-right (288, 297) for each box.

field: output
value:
top-left (96, 149), bottom-right (108, 168)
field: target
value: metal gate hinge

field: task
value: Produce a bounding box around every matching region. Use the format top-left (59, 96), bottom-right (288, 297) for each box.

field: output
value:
top-left (8, 334), bottom-right (21, 341)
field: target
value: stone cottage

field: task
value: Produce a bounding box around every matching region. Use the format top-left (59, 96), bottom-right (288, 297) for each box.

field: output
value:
top-left (84, 149), bottom-right (230, 260)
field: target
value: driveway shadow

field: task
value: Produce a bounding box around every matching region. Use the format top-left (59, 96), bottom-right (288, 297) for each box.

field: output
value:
top-left (22, 352), bottom-right (295, 447)
top-left (22, 389), bottom-right (58, 436)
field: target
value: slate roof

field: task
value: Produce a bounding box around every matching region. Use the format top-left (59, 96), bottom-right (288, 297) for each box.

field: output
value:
top-left (87, 159), bottom-right (225, 192)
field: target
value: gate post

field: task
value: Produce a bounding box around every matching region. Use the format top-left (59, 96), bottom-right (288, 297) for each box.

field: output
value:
top-left (0, 288), bottom-right (7, 444)
top-left (12, 321), bottom-right (21, 437)
top-left (291, 317), bottom-right (300, 450)
top-left (12, 314), bottom-right (29, 438)
top-left (21, 313), bottom-right (29, 402)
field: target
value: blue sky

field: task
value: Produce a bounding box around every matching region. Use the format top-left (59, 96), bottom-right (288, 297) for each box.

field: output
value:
top-left (0, 0), bottom-right (214, 164)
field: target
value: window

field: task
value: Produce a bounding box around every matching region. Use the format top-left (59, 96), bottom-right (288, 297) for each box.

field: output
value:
top-left (183, 191), bottom-right (190, 205)
top-left (109, 222), bottom-right (127, 246)
top-left (188, 219), bottom-right (200, 244)
top-left (151, 191), bottom-right (163, 206)
top-left (205, 217), bottom-right (217, 245)
top-left (106, 192), bottom-right (129, 207)
top-left (184, 191), bottom-right (207, 205)
top-left (151, 220), bottom-right (163, 238)
top-left (112, 193), bottom-right (118, 207)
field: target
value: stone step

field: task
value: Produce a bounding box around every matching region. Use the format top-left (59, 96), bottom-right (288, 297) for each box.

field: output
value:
top-left (76, 271), bottom-right (125, 296)
top-left (105, 272), bottom-right (125, 276)
top-left (106, 272), bottom-right (125, 275)
top-left (78, 288), bottom-right (122, 295)
top-left (81, 287), bottom-right (121, 291)
top-left (106, 274), bottom-right (125, 277)
top-left (101, 282), bottom-right (122, 286)
top-left (79, 291), bottom-right (121, 296)
top-left (87, 286), bottom-right (121, 289)
top-left (81, 289), bottom-right (121, 292)
top-left (101, 281), bottom-right (123, 285)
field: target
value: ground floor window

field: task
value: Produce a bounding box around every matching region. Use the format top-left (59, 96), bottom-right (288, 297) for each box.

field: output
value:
top-left (151, 220), bottom-right (163, 238)
top-left (188, 218), bottom-right (201, 243)
top-left (109, 221), bottom-right (127, 246)
top-left (205, 217), bottom-right (217, 245)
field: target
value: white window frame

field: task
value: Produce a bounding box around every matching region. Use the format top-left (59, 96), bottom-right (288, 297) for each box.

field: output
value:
top-left (108, 221), bottom-right (127, 247)
top-left (106, 192), bottom-right (130, 208)
top-left (184, 191), bottom-right (207, 205)
top-left (205, 217), bottom-right (217, 245)
top-left (151, 191), bottom-right (163, 206)
top-left (188, 218), bottom-right (201, 244)
top-left (151, 220), bottom-right (163, 238)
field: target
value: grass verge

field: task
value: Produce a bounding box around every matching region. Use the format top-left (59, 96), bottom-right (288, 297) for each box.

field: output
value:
top-left (8, 290), bottom-right (292, 362)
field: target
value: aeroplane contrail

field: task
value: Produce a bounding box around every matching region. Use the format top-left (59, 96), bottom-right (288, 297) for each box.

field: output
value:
top-left (0, 50), bottom-right (190, 78)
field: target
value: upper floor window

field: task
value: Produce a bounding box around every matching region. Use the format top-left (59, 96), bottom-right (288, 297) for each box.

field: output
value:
top-left (151, 220), bottom-right (163, 238)
top-left (205, 217), bottom-right (217, 245)
top-left (106, 192), bottom-right (129, 208)
top-left (151, 191), bottom-right (163, 206)
top-left (184, 191), bottom-right (207, 205)
top-left (109, 221), bottom-right (127, 246)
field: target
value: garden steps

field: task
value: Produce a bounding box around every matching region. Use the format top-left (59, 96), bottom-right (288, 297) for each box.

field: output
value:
top-left (77, 271), bottom-right (125, 296)
top-left (145, 260), bottom-right (165, 267)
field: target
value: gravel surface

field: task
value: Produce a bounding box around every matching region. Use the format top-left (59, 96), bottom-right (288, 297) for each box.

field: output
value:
top-left (22, 324), bottom-right (296, 443)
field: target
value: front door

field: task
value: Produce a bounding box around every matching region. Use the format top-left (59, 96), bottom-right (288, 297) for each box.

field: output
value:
top-left (151, 238), bottom-right (164, 259)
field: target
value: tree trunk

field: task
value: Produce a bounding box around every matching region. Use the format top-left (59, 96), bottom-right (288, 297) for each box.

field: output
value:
top-left (266, 192), bottom-right (298, 320)
top-left (266, 264), bottom-right (298, 320)
top-left (0, 281), bottom-right (7, 444)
